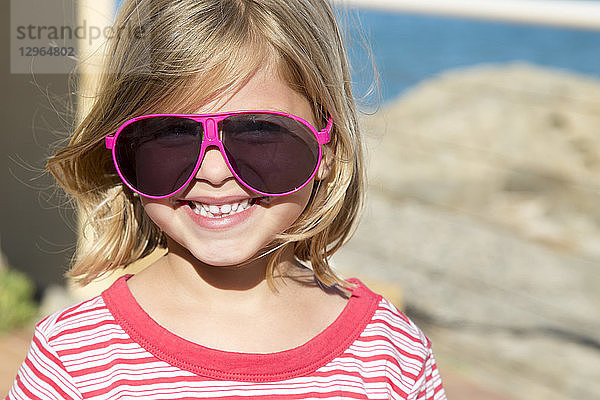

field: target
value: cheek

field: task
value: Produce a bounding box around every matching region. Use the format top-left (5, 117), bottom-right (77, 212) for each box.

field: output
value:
top-left (265, 182), bottom-right (314, 226)
top-left (141, 200), bottom-right (173, 230)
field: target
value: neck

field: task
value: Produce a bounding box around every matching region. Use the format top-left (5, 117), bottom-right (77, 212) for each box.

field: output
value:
top-left (152, 237), bottom-right (306, 308)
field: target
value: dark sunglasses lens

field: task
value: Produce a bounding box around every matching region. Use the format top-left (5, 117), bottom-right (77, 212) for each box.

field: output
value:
top-left (115, 117), bottom-right (203, 196)
top-left (221, 114), bottom-right (320, 194)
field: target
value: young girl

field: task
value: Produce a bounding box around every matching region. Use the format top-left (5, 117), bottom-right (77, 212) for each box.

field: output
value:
top-left (7, 1), bottom-right (445, 399)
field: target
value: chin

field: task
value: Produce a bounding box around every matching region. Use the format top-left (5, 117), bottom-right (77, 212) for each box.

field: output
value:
top-left (188, 243), bottom-right (264, 267)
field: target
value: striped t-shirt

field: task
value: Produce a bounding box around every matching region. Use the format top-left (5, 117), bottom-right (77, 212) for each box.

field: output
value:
top-left (6, 275), bottom-right (446, 399)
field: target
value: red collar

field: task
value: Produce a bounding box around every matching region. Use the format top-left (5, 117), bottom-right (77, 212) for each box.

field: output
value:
top-left (102, 274), bottom-right (379, 382)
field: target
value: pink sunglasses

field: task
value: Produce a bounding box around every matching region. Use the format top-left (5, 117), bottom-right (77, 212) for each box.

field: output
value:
top-left (105, 110), bottom-right (332, 198)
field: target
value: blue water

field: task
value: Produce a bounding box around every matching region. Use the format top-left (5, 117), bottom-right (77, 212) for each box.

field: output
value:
top-left (345, 9), bottom-right (600, 103)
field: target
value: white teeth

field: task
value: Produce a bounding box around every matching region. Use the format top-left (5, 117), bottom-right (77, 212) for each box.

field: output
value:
top-left (189, 202), bottom-right (202, 216)
top-left (188, 199), bottom-right (257, 219)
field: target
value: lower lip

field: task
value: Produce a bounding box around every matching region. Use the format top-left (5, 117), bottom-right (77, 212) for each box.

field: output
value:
top-left (182, 201), bottom-right (258, 230)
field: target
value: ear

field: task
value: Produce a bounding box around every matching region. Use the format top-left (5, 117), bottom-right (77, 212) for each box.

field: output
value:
top-left (316, 144), bottom-right (333, 181)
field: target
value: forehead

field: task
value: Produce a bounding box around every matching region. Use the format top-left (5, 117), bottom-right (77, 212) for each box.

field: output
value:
top-left (193, 66), bottom-right (314, 123)
top-left (156, 49), bottom-right (287, 107)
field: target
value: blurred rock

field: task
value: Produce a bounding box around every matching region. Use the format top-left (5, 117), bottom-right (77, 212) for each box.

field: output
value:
top-left (335, 63), bottom-right (600, 400)
top-left (363, 62), bottom-right (600, 259)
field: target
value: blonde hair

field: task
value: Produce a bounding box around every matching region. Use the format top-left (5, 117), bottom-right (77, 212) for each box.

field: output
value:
top-left (48, 0), bottom-right (365, 287)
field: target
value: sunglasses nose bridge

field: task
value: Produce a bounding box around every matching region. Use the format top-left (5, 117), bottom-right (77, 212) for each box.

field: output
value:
top-left (192, 117), bottom-right (234, 179)
top-left (198, 117), bottom-right (227, 162)
top-left (202, 118), bottom-right (219, 142)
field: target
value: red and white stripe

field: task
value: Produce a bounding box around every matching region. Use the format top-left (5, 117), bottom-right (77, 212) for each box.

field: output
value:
top-left (6, 277), bottom-right (445, 400)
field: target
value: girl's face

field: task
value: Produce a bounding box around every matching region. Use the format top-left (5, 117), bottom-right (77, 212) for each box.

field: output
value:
top-left (141, 67), bottom-right (322, 266)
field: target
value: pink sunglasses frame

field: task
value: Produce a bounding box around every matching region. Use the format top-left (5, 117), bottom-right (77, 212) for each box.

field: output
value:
top-left (105, 110), bottom-right (333, 199)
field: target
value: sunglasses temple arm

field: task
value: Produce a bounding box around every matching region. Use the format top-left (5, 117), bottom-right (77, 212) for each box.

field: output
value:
top-left (105, 136), bottom-right (115, 149)
top-left (317, 116), bottom-right (333, 144)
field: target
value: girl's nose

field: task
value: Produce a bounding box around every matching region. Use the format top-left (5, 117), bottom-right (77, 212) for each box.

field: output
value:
top-left (194, 146), bottom-right (233, 185)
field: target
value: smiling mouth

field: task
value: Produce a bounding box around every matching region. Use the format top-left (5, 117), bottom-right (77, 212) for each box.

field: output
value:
top-left (186, 197), bottom-right (271, 219)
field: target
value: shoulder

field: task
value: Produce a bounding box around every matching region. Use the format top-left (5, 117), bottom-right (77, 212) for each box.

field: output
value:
top-left (343, 279), bottom-right (443, 395)
top-left (35, 293), bottom-right (115, 345)
top-left (350, 278), bottom-right (433, 359)
top-left (8, 295), bottom-right (113, 400)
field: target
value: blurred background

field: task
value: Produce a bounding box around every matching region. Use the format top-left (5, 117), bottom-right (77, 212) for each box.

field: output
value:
top-left (2, 0), bottom-right (600, 398)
